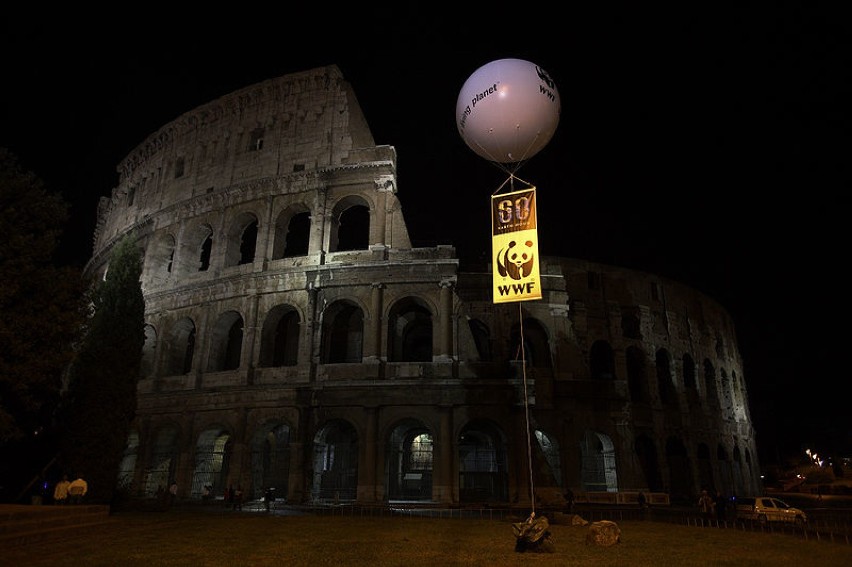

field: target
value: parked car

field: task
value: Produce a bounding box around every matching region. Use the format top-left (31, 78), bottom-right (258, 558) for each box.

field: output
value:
top-left (735, 496), bottom-right (807, 526)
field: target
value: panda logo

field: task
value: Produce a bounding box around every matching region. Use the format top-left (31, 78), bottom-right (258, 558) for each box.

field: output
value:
top-left (497, 240), bottom-right (535, 280)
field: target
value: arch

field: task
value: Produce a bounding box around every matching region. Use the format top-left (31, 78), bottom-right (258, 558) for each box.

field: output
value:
top-left (720, 368), bottom-right (732, 413)
top-left (458, 420), bottom-right (508, 503)
top-left (207, 311), bottom-right (244, 372)
top-left (703, 359), bottom-right (719, 407)
top-left (163, 317), bottom-right (196, 376)
top-left (190, 426), bottom-right (232, 499)
top-left (330, 195), bottom-right (370, 252)
top-left (147, 233), bottom-right (175, 285)
top-left (386, 418), bottom-right (434, 501)
top-left (696, 443), bottom-right (714, 493)
top-left (626, 346), bottom-right (648, 403)
top-left (117, 430), bottom-right (139, 491)
top-left (180, 223), bottom-right (215, 273)
top-left (139, 324), bottom-right (158, 379)
top-left (259, 305), bottom-right (301, 367)
top-left (388, 297), bottom-right (433, 362)
top-left (621, 309), bottom-right (641, 339)
top-left (312, 419), bottom-right (359, 502)
top-left (656, 348), bottom-right (676, 406)
top-left (468, 319), bottom-right (492, 361)
top-left (320, 300), bottom-right (363, 363)
top-left (534, 429), bottom-right (563, 489)
top-left (717, 443), bottom-right (732, 496)
top-left (143, 424), bottom-right (180, 496)
top-left (273, 205), bottom-right (311, 259)
top-left (589, 340), bottom-right (615, 380)
top-left (580, 430), bottom-right (618, 492)
top-left (225, 212), bottom-right (259, 267)
top-left (250, 421), bottom-right (292, 501)
top-left (634, 434), bottom-right (662, 492)
top-left (682, 353), bottom-right (699, 407)
top-left (743, 449), bottom-right (755, 496)
top-left (732, 445), bottom-right (745, 497)
top-left (665, 436), bottom-right (694, 504)
top-left (509, 317), bottom-right (552, 368)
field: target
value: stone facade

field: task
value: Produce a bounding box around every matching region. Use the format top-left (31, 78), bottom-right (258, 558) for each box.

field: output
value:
top-left (86, 65), bottom-right (760, 507)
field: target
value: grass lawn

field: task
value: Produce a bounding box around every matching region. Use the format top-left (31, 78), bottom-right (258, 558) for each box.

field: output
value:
top-left (5, 508), bottom-right (850, 566)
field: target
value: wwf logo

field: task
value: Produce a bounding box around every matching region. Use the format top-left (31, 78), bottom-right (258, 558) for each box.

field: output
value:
top-left (497, 240), bottom-right (536, 280)
top-left (536, 66), bottom-right (555, 90)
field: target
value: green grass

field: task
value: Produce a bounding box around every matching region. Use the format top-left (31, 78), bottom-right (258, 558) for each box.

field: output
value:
top-left (5, 509), bottom-right (850, 567)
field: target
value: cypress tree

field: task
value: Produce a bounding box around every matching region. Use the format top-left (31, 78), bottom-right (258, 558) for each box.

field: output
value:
top-left (60, 234), bottom-right (145, 505)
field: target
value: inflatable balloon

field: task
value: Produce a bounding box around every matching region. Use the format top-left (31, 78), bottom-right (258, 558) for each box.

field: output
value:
top-left (456, 58), bottom-right (561, 164)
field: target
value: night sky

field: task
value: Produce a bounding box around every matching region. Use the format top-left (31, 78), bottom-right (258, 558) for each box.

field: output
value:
top-left (2, 5), bottom-right (848, 465)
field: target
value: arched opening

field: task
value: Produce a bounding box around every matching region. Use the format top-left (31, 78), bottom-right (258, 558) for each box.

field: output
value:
top-left (225, 213), bottom-right (259, 267)
top-left (259, 305), bottom-right (300, 367)
top-left (143, 425), bottom-right (179, 497)
top-left (207, 311), bottom-right (244, 372)
top-left (580, 430), bottom-right (618, 492)
top-left (590, 340), bottom-right (615, 380)
top-left (251, 422), bottom-right (291, 502)
top-left (386, 419), bottom-right (433, 501)
top-left (696, 443), bottom-right (714, 493)
top-left (627, 346), bottom-right (648, 403)
top-left (163, 318), bottom-right (195, 376)
top-left (665, 436), bottom-right (693, 504)
top-left (335, 204), bottom-right (369, 251)
top-left (468, 319), bottom-right (492, 361)
top-left (312, 420), bottom-right (359, 502)
top-left (272, 206), bottom-right (311, 259)
top-left (534, 429), bottom-right (563, 489)
top-left (656, 348), bottom-right (676, 407)
top-left (320, 301), bottom-right (363, 363)
top-left (388, 297), bottom-right (433, 362)
top-left (190, 427), bottom-right (231, 499)
top-left (635, 434), bottom-right (662, 492)
top-left (117, 430), bottom-right (139, 491)
top-left (139, 324), bottom-right (157, 379)
top-left (509, 318), bottom-right (552, 368)
top-left (458, 420), bottom-right (508, 503)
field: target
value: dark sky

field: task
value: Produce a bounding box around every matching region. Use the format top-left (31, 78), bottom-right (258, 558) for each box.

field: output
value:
top-left (2, 5), bottom-right (848, 464)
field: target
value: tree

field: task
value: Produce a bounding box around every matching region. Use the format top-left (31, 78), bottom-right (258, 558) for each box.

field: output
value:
top-left (60, 234), bottom-right (145, 505)
top-left (0, 148), bottom-right (87, 500)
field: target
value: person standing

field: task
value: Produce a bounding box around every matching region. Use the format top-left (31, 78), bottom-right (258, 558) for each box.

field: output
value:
top-left (637, 491), bottom-right (648, 520)
top-left (53, 475), bottom-right (71, 505)
top-left (564, 488), bottom-right (574, 514)
top-left (169, 481), bottom-right (178, 507)
top-left (698, 489), bottom-right (715, 520)
top-left (233, 485), bottom-right (243, 511)
top-left (264, 487), bottom-right (275, 513)
top-left (68, 476), bottom-right (88, 504)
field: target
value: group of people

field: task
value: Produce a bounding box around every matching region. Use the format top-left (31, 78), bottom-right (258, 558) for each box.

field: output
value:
top-left (52, 475), bottom-right (88, 504)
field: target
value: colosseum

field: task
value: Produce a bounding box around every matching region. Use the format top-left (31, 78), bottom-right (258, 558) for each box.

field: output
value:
top-left (86, 64), bottom-right (760, 509)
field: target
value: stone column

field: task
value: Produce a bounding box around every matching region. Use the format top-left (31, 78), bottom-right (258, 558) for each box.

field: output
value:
top-left (364, 283), bottom-right (384, 361)
top-left (242, 293), bottom-right (260, 384)
top-left (357, 407), bottom-right (379, 504)
top-left (435, 408), bottom-right (454, 504)
top-left (435, 280), bottom-right (455, 360)
top-left (372, 176), bottom-right (394, 246)
top-left (309, 188), bottom-right (328, 260)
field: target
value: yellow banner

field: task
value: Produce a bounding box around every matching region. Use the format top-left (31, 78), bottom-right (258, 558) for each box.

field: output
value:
top-left (491, 187), bottom-right (542, 303)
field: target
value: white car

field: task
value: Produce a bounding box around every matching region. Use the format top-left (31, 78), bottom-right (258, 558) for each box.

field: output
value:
top-left (735, 496), bottom-right (807, 526)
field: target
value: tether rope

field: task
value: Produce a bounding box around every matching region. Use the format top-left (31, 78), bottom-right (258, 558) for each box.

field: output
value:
top-left (518, 302), bottom-right (536, 516)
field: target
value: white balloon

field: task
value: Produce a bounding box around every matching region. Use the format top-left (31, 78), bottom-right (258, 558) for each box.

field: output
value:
top-left (456, 58), bottom-right (561, 164)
